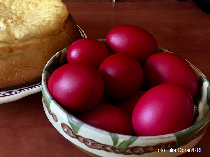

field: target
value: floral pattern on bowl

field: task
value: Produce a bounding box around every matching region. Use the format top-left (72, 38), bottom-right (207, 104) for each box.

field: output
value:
top-left (42, 40), bottom-right (210, 157)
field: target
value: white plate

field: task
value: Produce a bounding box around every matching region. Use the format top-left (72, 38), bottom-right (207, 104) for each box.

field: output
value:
top-left (0, 26), bottom-right (87, 104)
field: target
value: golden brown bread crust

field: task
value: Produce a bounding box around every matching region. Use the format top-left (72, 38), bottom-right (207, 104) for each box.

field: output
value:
top-left (0, 14), bottom-right (81, 90)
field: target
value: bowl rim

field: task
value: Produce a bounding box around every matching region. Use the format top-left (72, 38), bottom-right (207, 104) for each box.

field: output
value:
top-left (41, 39), bottom-right (210, 144)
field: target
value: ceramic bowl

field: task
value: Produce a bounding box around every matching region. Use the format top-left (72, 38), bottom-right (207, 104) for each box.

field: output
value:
top-left (42, 39), bottom-right (210, 157)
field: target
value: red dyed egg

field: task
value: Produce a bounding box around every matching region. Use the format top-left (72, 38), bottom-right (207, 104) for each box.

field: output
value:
top-left (99, 53), bottom-right (143, 99)
top-left (144, 52), bottom-right (198, 97)
top-left (132, 83), bottom-right (194, 136)
top-left (117, 90), bottom-right (146, 116)
top-left (48, 64), bottom-right (104, 112)
top-left (67, 38), bottom-right (111, 69)
top-left (78, 104), bottom-right (134, 135)
top-left (106, 25), bottom-right (158, 64)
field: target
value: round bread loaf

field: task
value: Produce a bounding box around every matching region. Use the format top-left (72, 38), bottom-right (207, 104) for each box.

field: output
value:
top-left (0, 0), bottom-right (81, 89)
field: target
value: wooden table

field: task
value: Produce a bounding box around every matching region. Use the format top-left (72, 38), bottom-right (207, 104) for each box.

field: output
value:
top-left (0, 2), bottom-right (209, 157)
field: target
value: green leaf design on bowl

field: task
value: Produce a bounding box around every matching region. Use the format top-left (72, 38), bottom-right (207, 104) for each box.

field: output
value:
top-left (109, 132), bottom-right (138, 153)
top-left (199, 76), bottom-right (208, 85)
top-left (158, 47), bottom-right (165, 52)
top-left (43, 50), bottom-right (63, 74)
top-left (193, 76), bottom-right (205, 121)
top-left (67, 115), bottom-right (83, 135)
top-left (174, 76), bottom-right (210, 147)
top-left (207, 85), bottom-right (210, 105)
top-left (98, 39), bottom-right (106, 45)
top-left (42, 88), bottom-right (52, 111)
top-left (196, 76), bottom-right (210, 107)
top-left (174, 109), bottom-right (210, 148)
top-left (207, 86), bottom-right (210, 107)
top-left (116, 136), bottom-right (138, 153)
top-left (199, 76), bottom-right (207, 88)
top-left (109, 132), bottom-right (119, 149)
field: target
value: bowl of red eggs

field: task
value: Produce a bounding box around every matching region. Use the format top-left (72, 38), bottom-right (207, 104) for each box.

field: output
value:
top-left (42, 25), bottom-right (210, 157)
